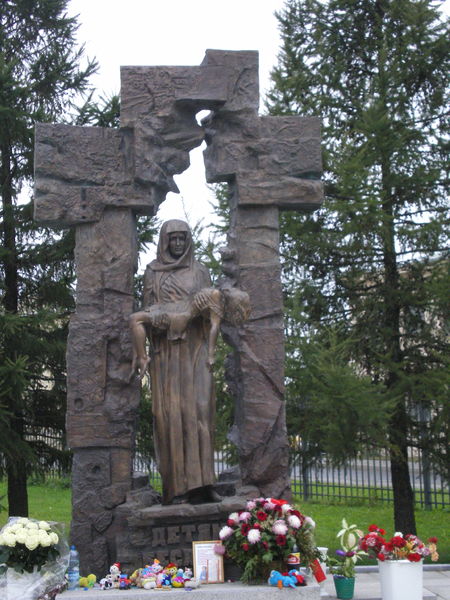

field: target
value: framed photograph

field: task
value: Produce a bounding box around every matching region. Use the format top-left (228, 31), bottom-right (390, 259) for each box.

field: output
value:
top-left (192, 540), bottom-right (224, 584)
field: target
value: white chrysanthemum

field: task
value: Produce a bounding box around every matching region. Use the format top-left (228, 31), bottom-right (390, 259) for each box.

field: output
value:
top-left (219, 526), bottom-right (234, 540)
top-left (25, 537), bottom-right (39, 551)
top-left (228, 512), bottom-right (239, 524)
top-left (26, 521), bottom-right (39, 530)
top-left (3, 533), bottom-right (17, 547)
top-left (17, 517), bottom-right (29, 525)
top-left (304, 516), bottom-right (316, 529)
top-left (287, 515), bottom-right (301, 529)
top-left (246, 500), bottom-right (256, 510)
top-left (38, 521), bottom-right (51, 531)
top-left (50, 532), bottom-right (59, 545)
top-left (247, 528), bottom-right (261, 544)
top-left (8, 523), bottom-right (22, 533)
top-left (239, 511), bottom-right (251, 522)
top-left (394, 532), bottom-right (403, 538)
top-left (272, 520), bottom-right (288, 536)
top-left (281, 503), bottom-right (293, 514)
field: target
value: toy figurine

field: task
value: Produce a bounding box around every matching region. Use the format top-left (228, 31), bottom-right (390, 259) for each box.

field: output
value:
top-left (109, 562), bottom-right (121, 588)
top-left (171, 568), bottom-right (185, 588)
top-left (268, 569), bottom-right (298, 588)
top-left (99, 574), bottom-right (113, 589)
top-left (119, 574), bottom-right (132, 589)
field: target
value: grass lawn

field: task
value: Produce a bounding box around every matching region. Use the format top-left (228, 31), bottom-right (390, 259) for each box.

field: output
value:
top-left (295, 498), bottom-right (449, 564)
top-left (1, 480), bottom-right (448, 563)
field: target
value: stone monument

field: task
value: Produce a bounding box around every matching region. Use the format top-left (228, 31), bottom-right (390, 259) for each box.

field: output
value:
top-left (34, 50), bottom-right (323, 576)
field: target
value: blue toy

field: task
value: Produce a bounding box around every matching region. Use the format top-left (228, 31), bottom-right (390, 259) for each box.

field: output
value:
top-left (268, 570), bottom-right (298, 588)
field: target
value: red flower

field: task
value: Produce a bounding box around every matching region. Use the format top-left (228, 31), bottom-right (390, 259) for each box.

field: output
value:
top-left (261, 541), bottom-right (268, 550)
top-left (241, 524), bottom-right (250, 535)
top-left (242, 543), bottom-right (249, 552)
top-left (428, 537), bottom-right (438, 544)
top-left (377, 553), bottom-right (386, 561)
top-left (384, 542), bottom-right (393, 552)
top-left (253, 523), bottom-right (261, 530)
top-left (227, 519), bottom-right (235, 527)
top-left (369, 524), bottom-right (378, 532)
top-left (257, 510), bottom-right (268, 521)
top-left (275, 535), bottom-right (287, 546)
top-left (391, 536), bottom-right (407, 548)
top-left (379, 528), bottom-right (386, 535)
top-left (408, 553), bottom-right (422, 562)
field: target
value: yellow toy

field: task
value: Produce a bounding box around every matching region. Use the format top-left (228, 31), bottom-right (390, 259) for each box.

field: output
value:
top-left (79, 573), bottom-right (96, 588)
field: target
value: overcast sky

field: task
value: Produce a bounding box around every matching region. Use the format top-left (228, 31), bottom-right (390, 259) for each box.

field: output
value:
top-left (68, 0), bottom-right (287, 257)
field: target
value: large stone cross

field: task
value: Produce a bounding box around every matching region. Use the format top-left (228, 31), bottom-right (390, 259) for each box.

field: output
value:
top-left (34, 50), bottom-right (322, 575)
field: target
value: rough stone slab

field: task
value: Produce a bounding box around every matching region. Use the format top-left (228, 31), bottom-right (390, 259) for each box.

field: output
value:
top-left (59, 582), bottom-right (320, 599)
top-left (34, 124), bottom-right (155, 225)
top-left (129, 497), bottom-right (250, 526)
top-left (236, 176), bottom-right (323, 211)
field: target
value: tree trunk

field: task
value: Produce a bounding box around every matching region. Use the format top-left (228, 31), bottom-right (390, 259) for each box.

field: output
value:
top-left (1, 141), bottom-right (29, 516)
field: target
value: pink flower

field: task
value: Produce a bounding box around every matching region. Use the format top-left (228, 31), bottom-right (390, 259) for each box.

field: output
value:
top-left (272, 519), bottom-right (288, 536)
top-left (247, 528), bottom-right (261, 544)
top-left (239, 511), bottom-right (251, 522)
top-left (219, 526), bottom-right (233, 540)
top-left (246, 500), bottom-right (256, 511)
top-left (264, 500), bottom-right (276, 511)
top-left (303, 516), bottom-right (316, 529)
top-left (287, 515), bottom-right (301, 529)
top-left (214, 543), bottom-right (226, 555)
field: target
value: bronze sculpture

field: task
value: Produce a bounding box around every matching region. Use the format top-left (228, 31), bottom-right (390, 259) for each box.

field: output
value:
top-left (129, 219), bottom-right (250, 505)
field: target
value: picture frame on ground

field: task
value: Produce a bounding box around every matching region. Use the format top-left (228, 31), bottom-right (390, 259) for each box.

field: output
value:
top-left (192, 540), bottom-right (224, 584)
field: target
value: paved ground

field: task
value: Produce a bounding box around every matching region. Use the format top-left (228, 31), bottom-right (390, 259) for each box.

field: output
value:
top-left (320, 567), bottom-right (450, 599)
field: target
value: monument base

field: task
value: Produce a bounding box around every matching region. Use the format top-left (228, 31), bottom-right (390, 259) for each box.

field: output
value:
top-left (60, 581), bottom-right (321, 599)
top-left (114, 489), bottom-right (260, 576)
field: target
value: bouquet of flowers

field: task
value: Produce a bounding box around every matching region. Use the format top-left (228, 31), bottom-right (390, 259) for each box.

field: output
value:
top-left (0, 517), bottom-right (69, 600)
top-left (217, 497), bottom-right (319, 583)
top-left (0, 518), bottom-right (60, 574)
top-left (359, 524), bottom-right (439, 563)
top-left (327, 519), bottom-right (366, 578)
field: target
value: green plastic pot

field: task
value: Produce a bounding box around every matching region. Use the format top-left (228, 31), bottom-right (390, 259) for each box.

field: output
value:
top-left (333, 575), bottom-right (355, 599)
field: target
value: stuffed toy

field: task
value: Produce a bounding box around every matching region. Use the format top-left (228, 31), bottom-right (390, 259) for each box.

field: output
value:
top-left (268, 569), bottom-right (298, 588)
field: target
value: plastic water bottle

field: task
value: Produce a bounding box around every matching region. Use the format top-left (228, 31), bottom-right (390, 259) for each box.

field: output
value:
top-left (67, 545), bottom-right (80, 590)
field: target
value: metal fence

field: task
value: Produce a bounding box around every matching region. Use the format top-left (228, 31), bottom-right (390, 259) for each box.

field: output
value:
top-left (134, 442), bottom-right (448, 509)
top-left (289, 443), bottom-right (449, 509)
top-left (15, 428), bottom-right (449, 508)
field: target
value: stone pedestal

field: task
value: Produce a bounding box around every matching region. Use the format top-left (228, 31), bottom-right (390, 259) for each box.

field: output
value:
top-left (114, 493), bottom-right (256, 574)
top-left (61, 582), bottom-right (321, 599)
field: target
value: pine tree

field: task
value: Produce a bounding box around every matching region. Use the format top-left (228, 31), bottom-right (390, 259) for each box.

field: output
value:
top-left (267, 0), bottom-right (449, 532)
top-left (0, 0), bottom-right (97, 515)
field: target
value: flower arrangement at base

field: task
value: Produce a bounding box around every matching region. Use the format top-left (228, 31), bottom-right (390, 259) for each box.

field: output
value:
top-left (359, 524), bottom-right (439, 563)
top-left (0, 518), bottom-right (69, 600)
top-left (218, 497), bottom-right (319, 583)
top-left (327, 519), bottom-right (367, 579)
top-left (0, 518), bottom-right (60, 574)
